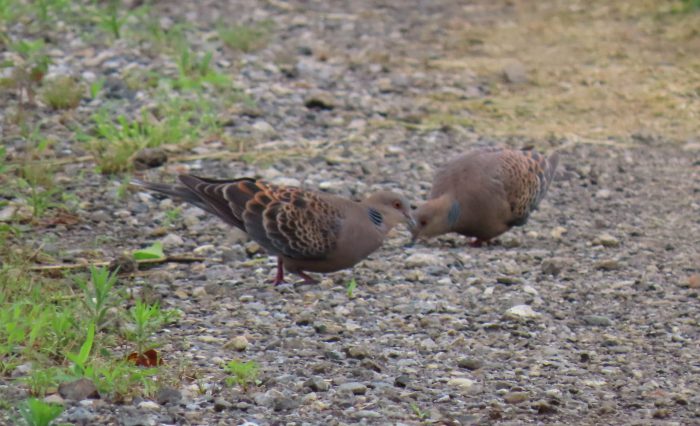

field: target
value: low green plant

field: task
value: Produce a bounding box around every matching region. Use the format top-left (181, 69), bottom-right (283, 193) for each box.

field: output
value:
top-left (410, 402), bottom-right (429, 421)
top-left (33, 0), bottom-right (69, 25)
top-left (680, 0), bottom-right (700, 12)
top-left (133, 241), bottom-right (165, 261)
top-left (217, 21), bottom-right (273, 53)
top-left (126, 300), bottom-right (172, 356)
top-left (87, 360), bottom-right (159, 398)
top-left (18, 397), bottom-right (63, 426)
top-left (41, 76), bottom-right (83, 110)
top-left (346, 278), bottom-right (357, 299)
top-left (174, 46), bottom-right (230, 90)
top-left (89, 77), bottom-right (105, 99)
top-left (66, 322), bottom-right (94, 377)
top-left (96, 0), bottom-right (129, 39)
top-left (3, 39), bottom-right (51, 106)
top-left (74, 266), bottom-right (119, 330)
top-left (163, 207), bottom-right (182, 227)
top-left (224, 360), bottom-right (259, 390)
top-left (20, 367), bottom-right (62, 397)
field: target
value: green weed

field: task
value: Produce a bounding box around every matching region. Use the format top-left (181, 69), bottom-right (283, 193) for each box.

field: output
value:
top-left (20, 367), bottom-right (62, 397)
top-left (96, 0), bottom-right (129, 39)
top-left (66, 322), bottom-right (94, 376)
top-left (410, 402), bottom-right (429, 421)
top-left (174, 46), bottom-right (230, 90)
top-left (41, 76), bottom-right (83, 110)
top-left (74, 266), bottom-right (119, 330)
top-left (89, 77), bottom-right (105, 99)
top-left (217, 21), bottom-right (273, 53)
top-left (18, 397), bottom-right (63, 426)
top-left (125, 300), bottom-right (173, 356)
top-left (224, 360), bottom-right (259, 390)
top-left (346, 278), bottom-right (357, 299)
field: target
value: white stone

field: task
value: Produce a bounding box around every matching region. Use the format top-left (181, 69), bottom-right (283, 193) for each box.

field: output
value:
top-left (405, 253), bottom-right (443, 268)
top-left (447, 377), bottom-right (476, 390)
top-left (138, 400), bottom-right (160, 410)
top-left (504, 304), bottom-right (540, 320)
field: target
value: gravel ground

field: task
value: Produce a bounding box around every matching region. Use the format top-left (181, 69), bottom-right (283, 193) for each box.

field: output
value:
top-left (3, 0), bottom-right (700, 425)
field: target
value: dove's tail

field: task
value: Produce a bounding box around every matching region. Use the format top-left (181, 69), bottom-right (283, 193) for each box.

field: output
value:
top-left (130, 178), bottom-right (215, 215)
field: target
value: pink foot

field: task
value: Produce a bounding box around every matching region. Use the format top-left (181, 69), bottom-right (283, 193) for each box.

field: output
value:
top-left (469, 238), bottom-right (489, 248)
top-left (271, 258), bottom-right (286, 285)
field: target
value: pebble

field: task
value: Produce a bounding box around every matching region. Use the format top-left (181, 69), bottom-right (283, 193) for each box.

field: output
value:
top-left (405, 253), bottom-right (443, 268)
top-left (394, 375), bottom-right (410, 388)
top-left (155, 387), bottom-right (181, 405)
top-left (137, 401), bottom-right (160, 410)
top-left (457, 358), bottom-right (483, 370)
top-left (304, 377), bottom-right (330, 392)
top-left (594, 233), bottom-right (620, 247)
top-left (447, 377), bottom-right (476, 390)
top-left (503, 391), bottom-right (529, 404)
top-left (582, 315), bottom-right (613, 326)
top-left (192, 286), bottom-right (207, 297)
top-left (44, 394), bottom-right (65, 405)
top-left (226, 335), bottom-right (249, 351)
top-left (337, 382), bottom-right (368, 395)
top-left (251, 120), bottom-right (276, 136)
top-left (160, 233), bottom-right (184, 248)
top-left (502, 60), bottom-right (528, 84)
top-left (58, 378), bottom-right (99, 400)
top-left (550, 226), bottom-right (567, 239)
top-left (541, 257), bottom-right (571, 276)
top-left (596, 259), bottom-right (621, 271)
top-left (595, 188), bottom-right (612, 199)
top-left (504, 305), bottom-right (540, 320)
top-left (214, 398), bottom-right (232, 412)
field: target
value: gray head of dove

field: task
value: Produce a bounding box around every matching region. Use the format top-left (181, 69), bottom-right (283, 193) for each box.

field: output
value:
top-left (361, 191), bottom-right (415, 231)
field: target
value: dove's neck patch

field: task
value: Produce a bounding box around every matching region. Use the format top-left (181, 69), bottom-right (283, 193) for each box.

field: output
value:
top-left (447, 201), bottom-right (460, 227)
top-left (367, 208), bottom-right (384, 226)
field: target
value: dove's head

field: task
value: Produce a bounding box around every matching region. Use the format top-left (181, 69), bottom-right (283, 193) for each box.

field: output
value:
top-left (410, 195), bottom-right (459, 242)
top-left (363, 191), bottom-right (415, 230)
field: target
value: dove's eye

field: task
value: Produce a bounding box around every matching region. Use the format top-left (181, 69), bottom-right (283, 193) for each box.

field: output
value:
top-left (420, 219), bottom-right (428, 226)
top-left (392, 200), bottom-right (402, 209)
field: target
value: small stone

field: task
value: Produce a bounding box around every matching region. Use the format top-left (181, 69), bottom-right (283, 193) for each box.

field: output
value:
top-left (354, 410), bottom-right (382, 419)
top-left (245, 241), bottom-right (261, 256)
top-left (596, 259), bottom-right (621, 271)
top-left (405, 253), bottom-right (442, 268)
top-left (214, 398), bottom-right (232, 412)
top-left (457, 358), bottom-right (483, 370)
top-left (251, 120), bottom-right (276, 136)
top-left (504, 391), bottom-right (529, 404)
top-left (337, 382), bottom-right (367, 395)
top-left (394, 375), bottom-right (410, 388)
top-left (192, 286), bottom-right (207, 297)
top-left (497, 276), bottom-right (522, 285)
top-left (598, 401), bottom-right (616, 414)
top-left (133, 148), bottom-right (167, 170)
top-left (43, 394), bottom-right (65, 405)
top-left (273, 397), bottom-right (300, 412)
top-left (504, 304), bottom-right (540, 320)
top-left (550, 226), bottom-right (567, 239)
top-left (594, 233), bottom-right (620, 247)
top-left (174, 289), bottom-right (188, 299)
top-left (345, 346), bottom-right (369, 359)
top-left (227, 335), bottom-right (249, 351)
top-left (239, 294), bottom-right (255, 303)
top-left (686, 274), bottom-right (700, 288)
top-left (541, 257), bottom-right (571, 276)
top-left (138, 400), bottom-right (160, 410)
top-left (304, 92), bottom-right (335, 110)
top-left (532, 399), bottom-right (556, 414)
top-left (595, 188), bottom-right (612, 199)
top-left (448, 376), bottom-right (475, 389)
top-left (582, 315), bottom-right (613, 327)
top-left (156, 387), bottom-right (181, 405)
top-left (502, 60), bottom-right (528, 84)
top-left (304, 377), bottom-right (330, 392)
top-left (59, 378), bottom-right (100, 400)
top-left (160, 233), bottom-right (184, 248)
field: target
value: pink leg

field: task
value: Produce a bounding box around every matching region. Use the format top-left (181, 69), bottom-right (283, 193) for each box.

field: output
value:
top-left (271, 258), bottom-right (286, 285)
top-left (296, 271), bottom-right (318, 284)
top-left (469, 238), bottom-right (488, 248)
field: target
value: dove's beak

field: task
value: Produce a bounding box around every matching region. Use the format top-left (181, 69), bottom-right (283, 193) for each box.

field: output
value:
top-left (404, 212), bottom-right (416, 229)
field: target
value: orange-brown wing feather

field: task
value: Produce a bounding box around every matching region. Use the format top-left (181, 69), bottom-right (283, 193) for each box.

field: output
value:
top-left (498, 149), bottom-right (558, 224)
top-left (179, 175), bottom-right (343, 259)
